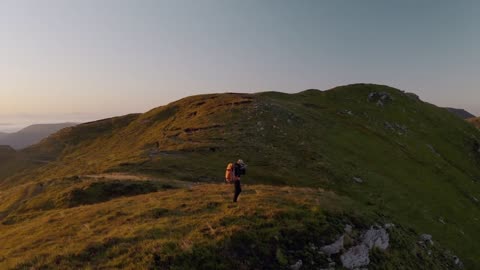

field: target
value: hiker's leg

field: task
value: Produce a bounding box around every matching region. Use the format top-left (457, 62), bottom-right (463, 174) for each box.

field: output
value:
top-left (233, 181), bottom-right (241, 202)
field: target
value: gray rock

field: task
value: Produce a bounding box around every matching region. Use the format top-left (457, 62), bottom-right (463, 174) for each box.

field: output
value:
top-left (453, 256), bottom-right (464, 268)
top-left (420, 234), bottom-right (434, 245)
top-left (290, 260), bottom-right (303, 270)
top-left (341, 244), bottom-right (370, 269)
top-left (345, 224), bottom-right (353, 234)
top-left (320, 235), bottom-right (344, 256)
top-left (384, 223), bottom-right (395, 230)
top-left (427, 144), bottom-right (441, 156)
top-left (353, 177), bottom-right (363, 183)
top-left (368, 92), bottom-right (393, 106)
top-left (340, 226), bottom-right (390, 269)
top-left (363, 227), bottom-right (389, 250)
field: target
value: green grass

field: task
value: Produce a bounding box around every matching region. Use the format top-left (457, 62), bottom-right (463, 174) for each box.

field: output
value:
top-left (0, 183), bottom-right (458, 269)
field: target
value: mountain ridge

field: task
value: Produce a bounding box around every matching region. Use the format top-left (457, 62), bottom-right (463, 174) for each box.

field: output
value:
top-left (445, 107), bottom-right (476, 119)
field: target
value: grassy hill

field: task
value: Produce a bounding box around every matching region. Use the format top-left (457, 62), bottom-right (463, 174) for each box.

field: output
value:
top-left (1, 83), bottom-right (479, 269)
top-left (445, 108), bottom-right (476, 119)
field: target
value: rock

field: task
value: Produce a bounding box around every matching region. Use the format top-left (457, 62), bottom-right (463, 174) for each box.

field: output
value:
top-left (427, 144), bottom-right (441, 156)
top-left (420, 234), bottom-right (434, 245)
top-left (320, 235), bottom-right (344, 256)
top-left (384, 121), bottom-right (408, 135)
top-left (405, 92), bottom-right (420, 101)
top-left (438, 217), bottom-right (446, 224)
top-left (363, 227), bottom-right (389, 250)
top-left (368, 92), bottom-right (393, 106)
top-left (290, 260), bottom-right (303, 270)
top-left (384, 223), bottom-right (395, 230)
top-left (341, 244), bottom-right (370, 269)
top-left (339, 225), bottom-right (391, 269)
top-left (353, 177), bottom-right (363, 183)
top-left (345, 224), bottom-right (353, 234)
top-left (453, 256), bottom-right (464, 268)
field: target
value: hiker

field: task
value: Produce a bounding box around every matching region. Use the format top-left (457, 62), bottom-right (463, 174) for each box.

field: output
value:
top-left (225, 159), bottom-right (246, 202)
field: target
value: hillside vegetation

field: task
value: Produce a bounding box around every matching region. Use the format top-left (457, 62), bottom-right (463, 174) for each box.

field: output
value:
top-left (467, 117), bottom-right (480, 129)
top-left (1, 84), bottom-right (479, 269)
top-left (445, 108), bottom-right (476, 119)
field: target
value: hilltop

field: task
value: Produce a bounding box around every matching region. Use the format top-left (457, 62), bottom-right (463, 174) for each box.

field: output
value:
top-left (445, 107), bottom-right (476, 119)
top-left (1, 84), bottom-right (479, 269)
top-left (0, 123), bottom-right (78, 150)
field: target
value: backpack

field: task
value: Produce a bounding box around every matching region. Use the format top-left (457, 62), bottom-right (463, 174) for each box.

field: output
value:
top-left (239, 164), bottom-right (246, 176)
top-left (225, 163), bottom-right (234, 183)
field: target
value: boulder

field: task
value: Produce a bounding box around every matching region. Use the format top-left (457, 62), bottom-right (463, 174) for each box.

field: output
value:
top-left (341, 244), bottom-right (370, 269)
top-left (363, 227), bottom-right (389, 250)
top-left (340, 226), bottom-right (390, 269)
top-left (320, 235), bottom-right (344, 256)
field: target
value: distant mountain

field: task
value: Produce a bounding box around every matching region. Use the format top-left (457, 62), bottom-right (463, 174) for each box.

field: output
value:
top-left (0, 123), bottom-right (78, 149)
top-left (445, 107), bottom-right (476, 119)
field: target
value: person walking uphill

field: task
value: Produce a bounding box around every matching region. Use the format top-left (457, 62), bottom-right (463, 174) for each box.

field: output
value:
top-left (225, 159), bottom-right (247, 202)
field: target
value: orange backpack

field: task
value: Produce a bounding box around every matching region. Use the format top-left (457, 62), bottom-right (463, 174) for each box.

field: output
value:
top-left (225, 163), bottom-right (234, 183)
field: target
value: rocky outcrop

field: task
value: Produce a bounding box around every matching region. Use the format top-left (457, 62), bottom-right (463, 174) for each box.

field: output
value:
top-left (420, 234), bottom-right (434, 246)
top-left (341, 244), bottom-right (370, 269)
top-left (368, 92), bottom-right (393, 107)
top-left (320, 235), bottom-right (344, 256)
top-left (340, 226), bottom-right (390, 269)
top-left (320, 224), bottom-right (391, 270)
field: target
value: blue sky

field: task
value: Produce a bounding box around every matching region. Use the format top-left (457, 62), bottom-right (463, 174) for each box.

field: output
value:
top-left (0, 0), bottom-right (478, 131)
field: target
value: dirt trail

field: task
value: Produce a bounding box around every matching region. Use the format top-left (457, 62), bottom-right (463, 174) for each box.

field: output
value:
top-left (84, 173), bottom-right (194, 188)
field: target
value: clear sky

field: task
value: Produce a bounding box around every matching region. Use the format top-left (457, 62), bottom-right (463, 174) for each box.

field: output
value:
top-left (0, 0), bottom-right (478, 132)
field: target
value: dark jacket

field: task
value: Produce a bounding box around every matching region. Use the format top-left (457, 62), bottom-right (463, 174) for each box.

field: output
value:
top-left (234, 163), bottom-right (245, 177)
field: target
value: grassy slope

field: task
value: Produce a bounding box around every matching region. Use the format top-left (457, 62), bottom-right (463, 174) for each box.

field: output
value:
top-left (1, 84), bottom-right (479, 268)
top-left (467, 117), bottom-right (480, 129)
top-left (0, 180), bottom-right (457, 270)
